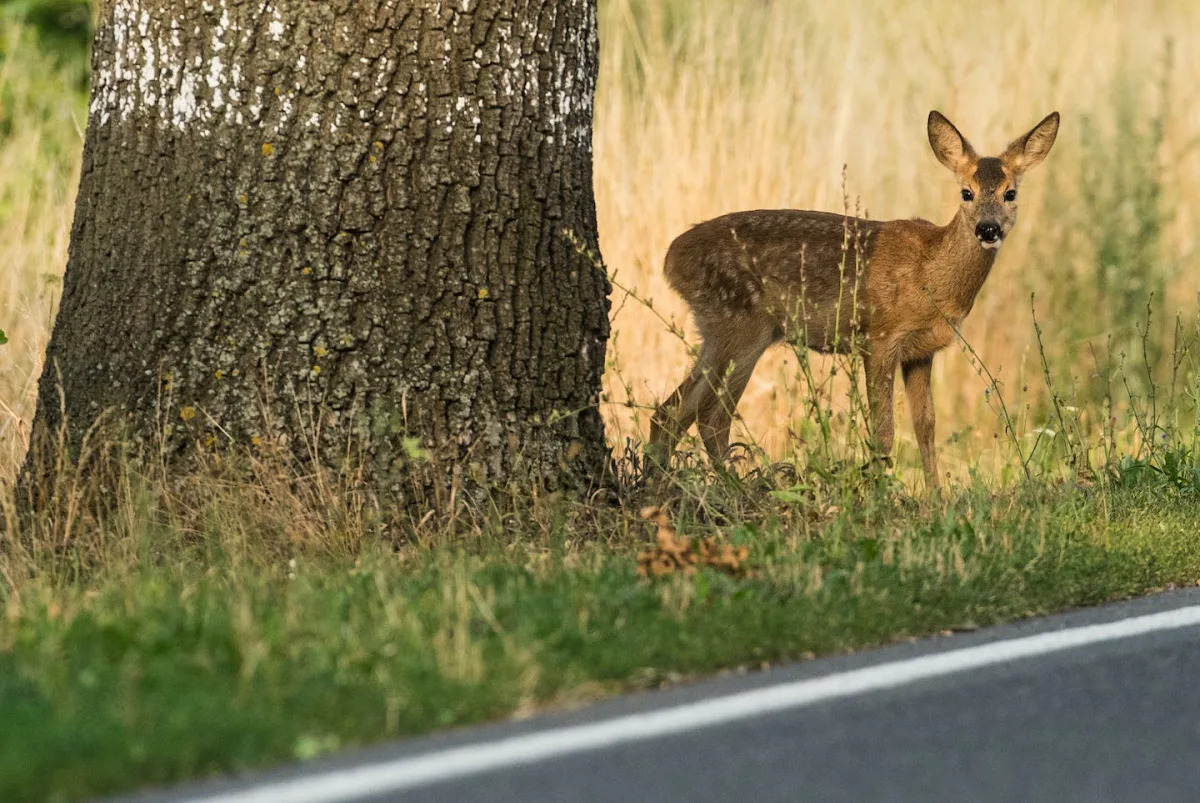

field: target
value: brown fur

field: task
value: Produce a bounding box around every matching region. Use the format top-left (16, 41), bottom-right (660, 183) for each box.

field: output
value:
top-left (648, 111), bottom-right (1060, 487)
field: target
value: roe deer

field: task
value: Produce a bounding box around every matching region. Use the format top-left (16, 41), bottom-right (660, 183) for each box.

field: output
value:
top-left (647, 111), bottom-right (1060, 488)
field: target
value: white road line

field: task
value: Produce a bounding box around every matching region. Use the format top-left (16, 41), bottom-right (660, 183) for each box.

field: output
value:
top-left (191, 604), bottom-right (1200, 803)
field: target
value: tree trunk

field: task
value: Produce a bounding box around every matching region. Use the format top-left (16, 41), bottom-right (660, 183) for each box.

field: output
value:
top-left (27, 0), bottom-right (611, 509)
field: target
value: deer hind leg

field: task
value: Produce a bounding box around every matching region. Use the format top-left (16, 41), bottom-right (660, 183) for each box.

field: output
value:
top-left (647, 364), bottom-right (705, 471)
top-left (648, 321), bottom-right (774, 470)
top-left (648, 336), bottom-right (728, 469)
top-left (693, 324), bottom-right (776, 464)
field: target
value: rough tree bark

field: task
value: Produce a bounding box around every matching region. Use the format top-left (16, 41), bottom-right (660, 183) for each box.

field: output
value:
top-left (27, 0), bottom-right (611, 507)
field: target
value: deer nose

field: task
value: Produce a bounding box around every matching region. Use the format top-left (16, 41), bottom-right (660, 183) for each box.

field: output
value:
top-left (975, 222), bottom-right (1002, 243)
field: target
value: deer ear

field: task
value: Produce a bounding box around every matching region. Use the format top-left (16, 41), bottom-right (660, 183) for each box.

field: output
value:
top-left (928, 111), bottom-right (978, 174)
top-left (1002, 112), bottom-right (1060, 174)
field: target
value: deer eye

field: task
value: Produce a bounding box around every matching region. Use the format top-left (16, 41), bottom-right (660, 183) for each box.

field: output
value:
top-left (961, 189), bottom-right (974, 202)
top-left (1004, 189), bottom-right (1018, 202)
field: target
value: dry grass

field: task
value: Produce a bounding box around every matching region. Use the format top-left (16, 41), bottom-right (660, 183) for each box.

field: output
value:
top-left (1, 2), bottom-right (1198, 487)
top-left (594, 0), bottom-right (1200, 482)
top-left (0, 23), bottom-right (83, 475)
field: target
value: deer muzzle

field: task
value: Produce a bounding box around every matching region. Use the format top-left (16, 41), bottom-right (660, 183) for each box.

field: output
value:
top-left (975, 221), bottom-right (1003, 248)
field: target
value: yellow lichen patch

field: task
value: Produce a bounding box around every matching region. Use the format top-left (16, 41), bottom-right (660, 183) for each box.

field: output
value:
top-left (301, 266), bottom-right (313, 275)
top-left (179, 406), bottom-right (197, 422)
top-left (237, 194), bottom-right (248, 205)
top-left (313, 346), bottom-right (328, 358)
top-left (251, 435), bottom-right (262, 447)
top-left (636, 506), bottom-right (750, 578)
top-left (310, 365), bottom-right (321, 376)
top-left (477, 287), bottom-right (489, 299)
top-left (214, 369), bottom-right (224, 380)
top-left (261, 143), bottom-right (275, 157)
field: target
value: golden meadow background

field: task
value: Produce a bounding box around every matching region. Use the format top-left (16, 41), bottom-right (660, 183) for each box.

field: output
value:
top-left (2, 0), bottom-right (1197, 484)
top-left (594, 0), bottom-right (1198, 482)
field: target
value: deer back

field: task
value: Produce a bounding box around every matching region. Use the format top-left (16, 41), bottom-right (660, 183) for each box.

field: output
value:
top-left (664, 209), bottom-right (884, 354)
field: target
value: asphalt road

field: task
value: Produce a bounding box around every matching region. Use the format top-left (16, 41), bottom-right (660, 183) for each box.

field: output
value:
top-left (132, 587), bottom-right (1200, 803)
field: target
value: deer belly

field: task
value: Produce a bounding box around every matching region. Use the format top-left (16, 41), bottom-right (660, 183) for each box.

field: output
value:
top-left (781, 305), bottom-right (865, 354)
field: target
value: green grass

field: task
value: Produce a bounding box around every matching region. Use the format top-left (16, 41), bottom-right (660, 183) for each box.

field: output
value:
top-left (3, 460), bottom-right (1200, 800)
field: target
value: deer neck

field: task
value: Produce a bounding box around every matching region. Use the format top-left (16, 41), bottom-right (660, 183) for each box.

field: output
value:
top-left (926, 209), bottom-right (999, 320)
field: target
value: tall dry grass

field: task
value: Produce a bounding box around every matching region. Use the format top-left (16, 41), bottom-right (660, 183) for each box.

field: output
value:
top-left (0, 23), bottom-right (83, 477)
top-left (1, 2), bottom-right (1197, 485)
top-left (595, 0), bottom-right (1200, 482)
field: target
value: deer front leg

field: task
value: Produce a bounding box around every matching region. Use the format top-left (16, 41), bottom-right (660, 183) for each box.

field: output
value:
top-left (902, 355), bottom-right (939, 488)
top-left (863, 351), bottom-right (897, 465)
